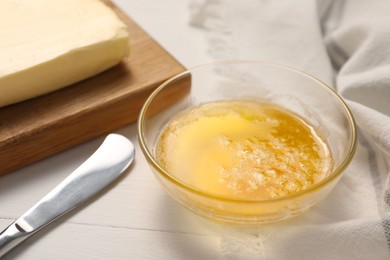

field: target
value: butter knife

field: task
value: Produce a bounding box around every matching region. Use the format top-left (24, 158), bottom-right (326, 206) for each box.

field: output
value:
top-left (0, 133), bottom-right (135, 258)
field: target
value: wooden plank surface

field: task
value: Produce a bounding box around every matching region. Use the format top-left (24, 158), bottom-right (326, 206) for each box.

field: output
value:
top-left (0, 0), bottom-right (187, 176)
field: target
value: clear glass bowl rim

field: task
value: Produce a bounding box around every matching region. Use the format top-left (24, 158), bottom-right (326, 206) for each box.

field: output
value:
top-left (137, 60), bottom-right (358, 204)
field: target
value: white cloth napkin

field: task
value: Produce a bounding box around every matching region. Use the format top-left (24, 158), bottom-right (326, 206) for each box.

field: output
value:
top-left (190, 0), bottom-right (390, 259)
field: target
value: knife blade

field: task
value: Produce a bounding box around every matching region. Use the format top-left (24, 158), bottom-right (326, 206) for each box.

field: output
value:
top-left (0, 133), bottom-right (135, 258)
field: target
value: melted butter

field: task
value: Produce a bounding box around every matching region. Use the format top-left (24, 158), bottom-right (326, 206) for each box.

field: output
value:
top-left (156, 100), bottom-right (333, 200)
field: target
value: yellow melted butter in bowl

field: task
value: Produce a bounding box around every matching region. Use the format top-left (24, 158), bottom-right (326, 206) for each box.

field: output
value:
top-left (156, 100), bottom-right (333, 200)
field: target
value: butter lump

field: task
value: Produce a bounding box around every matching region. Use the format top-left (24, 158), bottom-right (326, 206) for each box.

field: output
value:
top-left (0, 0), bottom-right (130, 107)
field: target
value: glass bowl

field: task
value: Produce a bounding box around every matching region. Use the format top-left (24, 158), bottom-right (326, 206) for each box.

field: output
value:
top-left (138, 61), bottom-right (357, 224)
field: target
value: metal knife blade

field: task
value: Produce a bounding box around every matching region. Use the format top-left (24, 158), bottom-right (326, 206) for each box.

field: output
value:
top-left (0, 134), bottom-right (135, 258)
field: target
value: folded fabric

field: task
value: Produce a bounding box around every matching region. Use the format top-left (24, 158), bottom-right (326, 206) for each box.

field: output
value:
top-left (190, 0), bottom-right (390, 258)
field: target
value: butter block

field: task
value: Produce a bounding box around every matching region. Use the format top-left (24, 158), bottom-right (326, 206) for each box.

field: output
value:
top-left (0, 0), bottom-right (130, 107)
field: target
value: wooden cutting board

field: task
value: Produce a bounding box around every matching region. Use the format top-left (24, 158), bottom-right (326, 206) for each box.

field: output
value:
top-left (0, 0), bottom-right (188, 176)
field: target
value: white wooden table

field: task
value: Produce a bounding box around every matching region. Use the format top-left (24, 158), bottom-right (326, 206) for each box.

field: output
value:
top-left (0, 1), bottom-right (225, 259)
